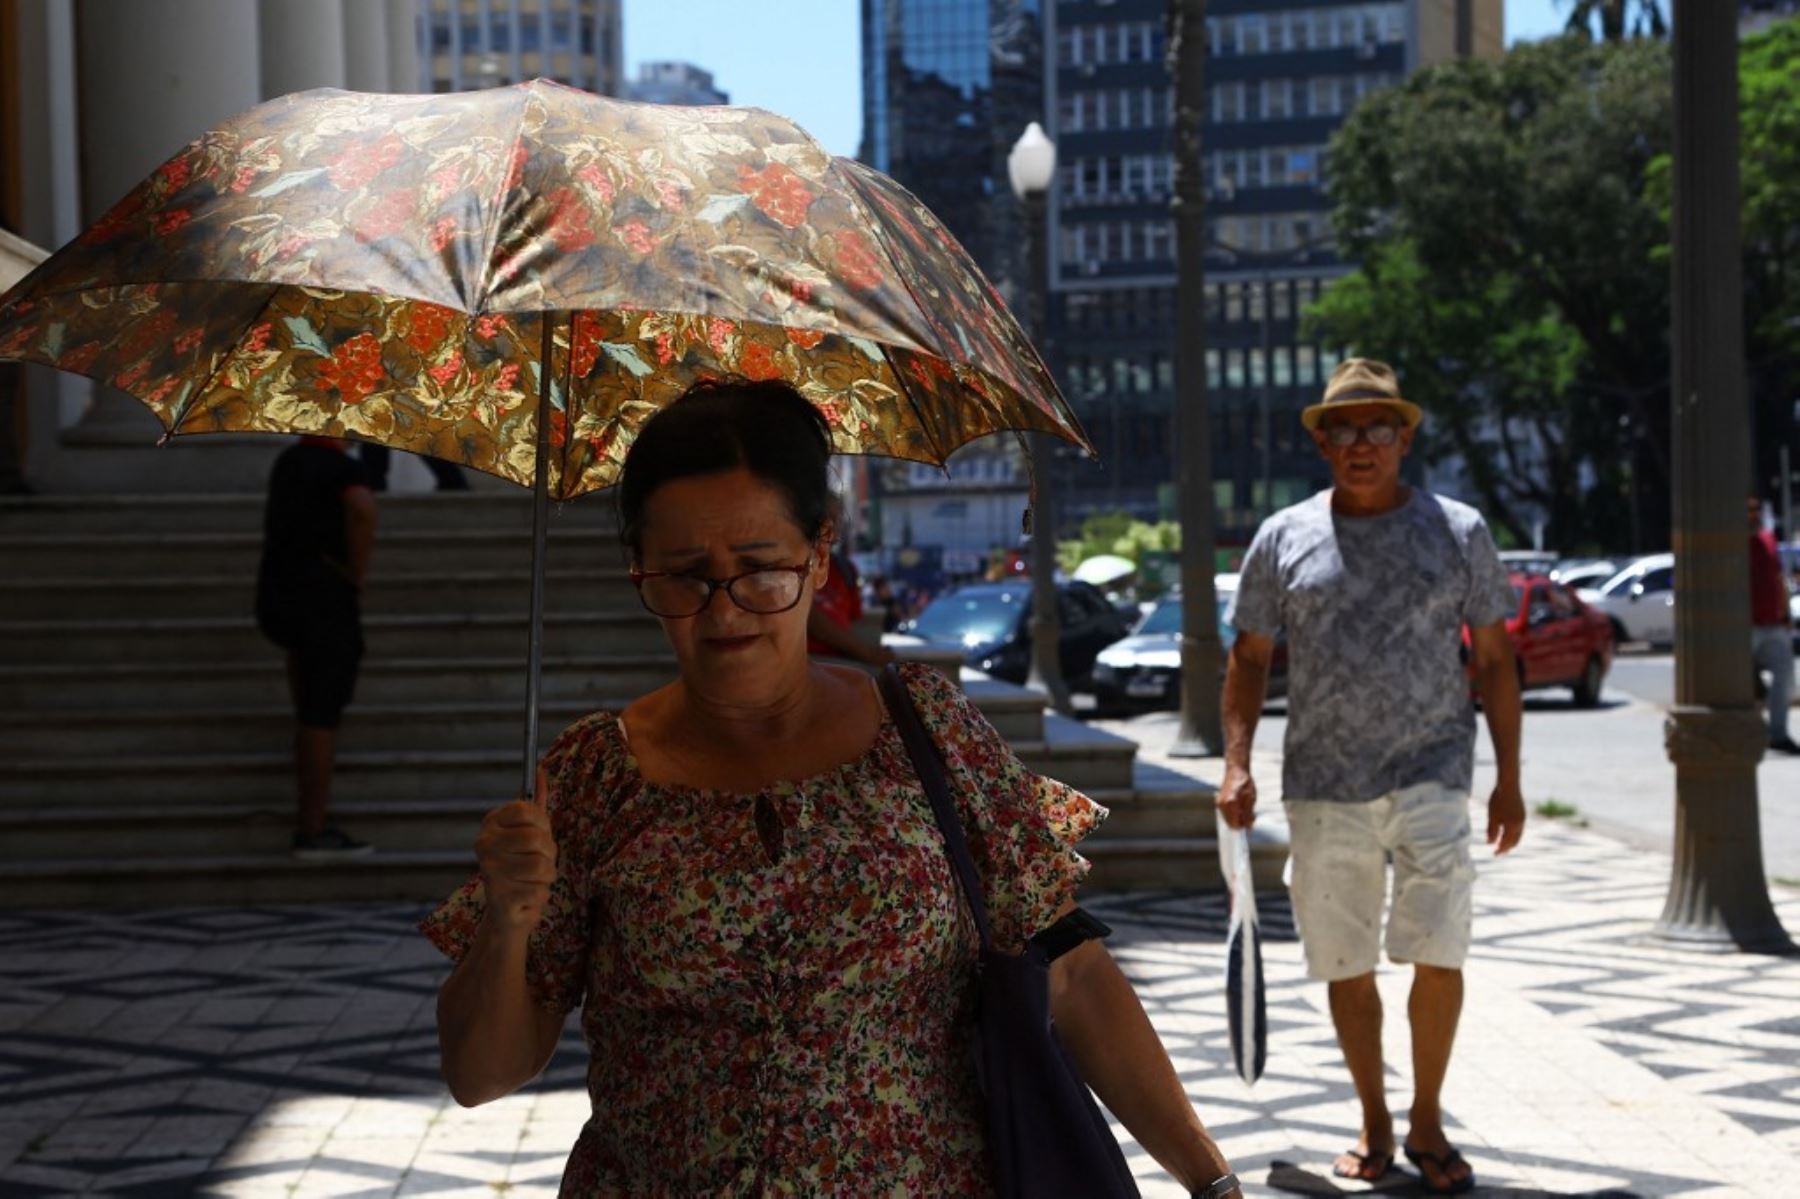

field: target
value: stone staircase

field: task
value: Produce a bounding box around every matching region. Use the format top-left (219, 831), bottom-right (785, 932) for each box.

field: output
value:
top-left (0, 492), bottom-right (1278, 906)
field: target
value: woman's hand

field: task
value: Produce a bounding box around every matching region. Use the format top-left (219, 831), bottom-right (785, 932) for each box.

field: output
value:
top-left (476, 767), bottom-right (558, 935)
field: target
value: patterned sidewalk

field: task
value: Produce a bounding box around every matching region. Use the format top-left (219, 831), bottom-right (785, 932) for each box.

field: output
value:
top-left (1, 818), bottom-right (1796, 1197)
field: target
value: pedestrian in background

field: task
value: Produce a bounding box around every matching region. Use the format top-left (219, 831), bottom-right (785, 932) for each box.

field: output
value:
top-left (1218, 358), bottom-right (1524, 1195)
top-left (255, 435), bottom-right (378, 858)
top-left (805, 494), bottom-right (895, 667)
top-left (1750, 493), bottom-right (1796, 753)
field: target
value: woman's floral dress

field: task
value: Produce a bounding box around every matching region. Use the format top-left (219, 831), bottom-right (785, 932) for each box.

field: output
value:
top-left (420, 663), bottom-right (1106, 1196)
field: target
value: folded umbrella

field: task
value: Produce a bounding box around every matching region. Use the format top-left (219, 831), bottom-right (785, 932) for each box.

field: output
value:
top-left (1219, 823), bottom-right (1267, 1085)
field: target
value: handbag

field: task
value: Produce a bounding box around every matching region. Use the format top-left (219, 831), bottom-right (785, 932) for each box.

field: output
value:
top-left (879, 666), bottom-right (1140, 1198)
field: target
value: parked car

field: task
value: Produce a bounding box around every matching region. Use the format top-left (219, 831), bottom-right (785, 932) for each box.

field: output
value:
top-left (1089, 578), bottom-right (1289, 713)
top-left (1577, 553), bottom-right (1675, 647)
top-left (900, 580), bottom-right (1132, 686)
top-left (1498, 549), bottom-right (1560, 577)
top-left (1473, 573), bottom-right (1615, 706)
top-left (1550, 558), bottom-right (1621, 592)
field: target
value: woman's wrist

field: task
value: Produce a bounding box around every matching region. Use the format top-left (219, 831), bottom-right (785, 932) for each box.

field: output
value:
top-left (1190, 1172), bottom-right (1241, 1199)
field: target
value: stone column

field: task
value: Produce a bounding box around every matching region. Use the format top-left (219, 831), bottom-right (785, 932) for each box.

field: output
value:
top-left (64, 0), bottom-right (260, 449)
top-left (12, 0), bottom-right (86, 487)
top-left (387, 0), bottom-right (421, 94)
top-left (342, 0), bottom-right (391, 93)
top-left (260, 0), bottom-right (347, 98)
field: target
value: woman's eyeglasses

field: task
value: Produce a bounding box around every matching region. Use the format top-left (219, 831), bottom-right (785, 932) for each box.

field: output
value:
top-left (630, 563), bottom-right (813, 618)
top-left (1321, 421), bottom-right (1402, 448)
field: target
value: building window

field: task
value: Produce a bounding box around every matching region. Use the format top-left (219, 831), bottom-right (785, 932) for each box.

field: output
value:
top-left (1058, 29), bottom-right (1078, 67)
top-left (1212, 82), bottom-right (1245, 122)
top-left (1264, 79), bottom-right (1291, 120)
top-left (1205, 283), bottom-right (1221, 321)
top-left (1211, 17), bottom-right (1237, 56)
top-left (1273, 280), bottom-right (1293, 320)
top-left (1296, 344), bottom-right (1318, 385)
top-left (1290, 11), bottom-right (1311, 51)
top-left (1249, 348), bottom-right (1267, 387)
top-left (1273, 346), bottom-right (1293, 386)
top-left (1247, 283), bottom-right (1265, 322)
top-left (1240, 14), bottom-right (1266, 54)
top-left (1144, 220), bottom-right (1172, 262)
top-left (1226, 349), bottom-right (1246, 388)
top-left (1225, 284), bottom-right (1244, 322)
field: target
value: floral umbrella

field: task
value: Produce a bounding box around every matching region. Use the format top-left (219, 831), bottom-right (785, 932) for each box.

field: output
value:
top-left (0, 80), bottom-right (1093, 791)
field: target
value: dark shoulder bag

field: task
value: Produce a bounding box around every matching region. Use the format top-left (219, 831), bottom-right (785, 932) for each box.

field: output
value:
top-left (879, 666), bottom-right (1140, 1199)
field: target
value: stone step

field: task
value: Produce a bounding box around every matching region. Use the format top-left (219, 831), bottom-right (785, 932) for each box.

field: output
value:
top-left (0, 732), bottom-right (1135, 807)
top-left (0, 774), bottom-right (1203, 864)
top-left (0, 690), bottom-right (1046, 757)
top-left (0, 491), bottom-right (618, 536)
top-left (0, 809), bottom-right (1283, 908)
top-left (0, 610), bottom-right (667, 664)
top-left (1, 525), bottom-right (625, 579)
top-left (2, 654), bottom-right (682, 710)
top-left (1082, 834), bottom-right (1288, 893)
top-left (0, 569), bottom-right (641, 621)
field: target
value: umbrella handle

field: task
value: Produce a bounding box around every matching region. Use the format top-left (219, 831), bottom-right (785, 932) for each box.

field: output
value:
top-left (520, 315), bottom-right (555, 802)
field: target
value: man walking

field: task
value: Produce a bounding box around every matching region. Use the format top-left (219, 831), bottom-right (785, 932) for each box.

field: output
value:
top-left (1220, 359), bottom-right (1524, 1195)
top-left (1750, 494), bottom-right (1797, 753)
top-left (256, 435), bottom-right (379, 858)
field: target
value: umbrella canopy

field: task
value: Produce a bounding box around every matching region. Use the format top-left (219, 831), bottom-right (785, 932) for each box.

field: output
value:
top-left (1219, 824), bottom-right (1267, 1086)
top-left (0, 81), bottom-right (1095, 798)
top-left (1072, 554), bottom-right (1136, 587)
top-left (0, 80), bottom-right (1089, 499)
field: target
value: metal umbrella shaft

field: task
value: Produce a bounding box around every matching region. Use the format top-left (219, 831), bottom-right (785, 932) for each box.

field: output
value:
top-left (521, 315), bottom-right (557, 801)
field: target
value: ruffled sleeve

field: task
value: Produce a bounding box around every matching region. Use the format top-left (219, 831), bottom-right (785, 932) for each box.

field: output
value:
top-left (417, 712), bottom-right (616, 1013)
top-left (898, 662), bottom-right (1107, 953)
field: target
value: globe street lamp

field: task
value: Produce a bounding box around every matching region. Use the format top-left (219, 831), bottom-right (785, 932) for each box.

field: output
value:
top-left (1008, 121), bottom-right (1072, 715)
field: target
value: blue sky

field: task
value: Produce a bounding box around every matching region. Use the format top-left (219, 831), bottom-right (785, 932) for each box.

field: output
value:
top-left (621, 1), bottom-right (1576, 160)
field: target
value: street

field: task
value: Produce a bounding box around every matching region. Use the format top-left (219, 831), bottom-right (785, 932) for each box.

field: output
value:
top-left (1091, 651), bottom-right (1800, 884)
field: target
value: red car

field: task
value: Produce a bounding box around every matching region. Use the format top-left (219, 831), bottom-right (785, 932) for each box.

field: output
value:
top-left (1465, 573), bottom-right (1615, 706)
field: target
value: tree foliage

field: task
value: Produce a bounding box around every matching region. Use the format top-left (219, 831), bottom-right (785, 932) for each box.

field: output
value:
top-left (1309, 24), bottom-right (1800, 550)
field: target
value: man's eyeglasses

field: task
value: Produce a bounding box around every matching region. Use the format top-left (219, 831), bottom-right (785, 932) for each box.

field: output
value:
top-left (1321, 421), bottom-right (1402, 449)
top-left (630, 563), bottom-right (813, 618)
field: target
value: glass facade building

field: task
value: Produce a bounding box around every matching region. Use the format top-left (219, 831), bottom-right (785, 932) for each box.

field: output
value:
top-left (858, 1), bottom-right (1046, 559)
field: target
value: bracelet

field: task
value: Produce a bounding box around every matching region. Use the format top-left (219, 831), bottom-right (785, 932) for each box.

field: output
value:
top-left (1191, 1173), bottom-right (1240, 1199)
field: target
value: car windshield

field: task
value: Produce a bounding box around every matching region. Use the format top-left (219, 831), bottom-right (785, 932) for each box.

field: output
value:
top-left (1139, 600), bottom-right (1183, 635)
top-left (1136, 597), bottom-right (1236, 642)
top-left (909, 590), bottom-right (1022, 643)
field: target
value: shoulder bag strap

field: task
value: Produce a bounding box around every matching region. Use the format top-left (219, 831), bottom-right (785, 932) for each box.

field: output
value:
top-left (878, 665), bottom-right (994, 953)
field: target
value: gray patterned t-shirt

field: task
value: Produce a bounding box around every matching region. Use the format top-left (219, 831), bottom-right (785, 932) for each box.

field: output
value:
top-left (1228, 489), bottom-right (1513, 803)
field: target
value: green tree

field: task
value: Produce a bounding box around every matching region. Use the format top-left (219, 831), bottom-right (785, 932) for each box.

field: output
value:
top-left (1309, 35), bottom-right (1675, 550)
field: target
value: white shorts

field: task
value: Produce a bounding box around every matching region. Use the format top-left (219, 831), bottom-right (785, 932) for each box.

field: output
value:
top-left (1283, 782), bottom-right (1475, 981)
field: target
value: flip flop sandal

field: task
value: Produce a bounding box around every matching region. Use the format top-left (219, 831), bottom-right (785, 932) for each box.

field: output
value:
top-left (1330, 1148), bottom-right (1395, 1181)
top-left (1404, 1144), bottom-right (1476, 1195)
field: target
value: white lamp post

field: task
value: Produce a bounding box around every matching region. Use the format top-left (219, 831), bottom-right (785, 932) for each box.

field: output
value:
top-left (1008, 122), bottom-right (1071, 714)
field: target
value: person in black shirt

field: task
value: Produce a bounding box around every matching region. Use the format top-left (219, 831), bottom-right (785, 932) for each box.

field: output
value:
top-left (256, 436), bottom-right (379, 858)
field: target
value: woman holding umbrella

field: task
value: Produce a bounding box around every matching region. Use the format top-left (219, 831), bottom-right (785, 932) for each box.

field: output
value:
top-left (421, 380), bottom-right (1240, 1196)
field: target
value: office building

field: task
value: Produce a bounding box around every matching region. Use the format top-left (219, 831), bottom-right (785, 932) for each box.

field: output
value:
top-left (626, 62), bottom-right (729, 106)
top-left (418, 0), bottom-right (623, 95)
top-left (858, 1), bottom-right (1047, 560)
top-left (1047, 0), bottom-right (1501, 543)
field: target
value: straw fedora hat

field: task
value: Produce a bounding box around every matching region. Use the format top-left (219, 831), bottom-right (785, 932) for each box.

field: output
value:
top-left (1300, 358), bottom-right (1423, 431)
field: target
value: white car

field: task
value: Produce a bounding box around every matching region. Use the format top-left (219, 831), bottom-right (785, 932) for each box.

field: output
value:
top-left (1578, 553), bottom-right (1675, 647)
